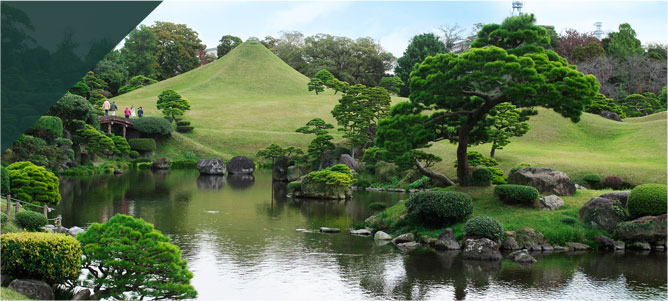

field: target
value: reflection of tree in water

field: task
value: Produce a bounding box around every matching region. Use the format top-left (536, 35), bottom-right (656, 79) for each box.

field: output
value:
top-left (197, 175), bottom-right (225, 190)
top-left (227, 174), bottom-right (255, 190)
top-left (494, 252), bottom-right (579, 290)
top-left (579, 251), bottom-right (667, 288)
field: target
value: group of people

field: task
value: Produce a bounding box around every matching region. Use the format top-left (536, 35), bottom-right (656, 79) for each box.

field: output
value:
top-left (102, 100), bottom-right (143, 120)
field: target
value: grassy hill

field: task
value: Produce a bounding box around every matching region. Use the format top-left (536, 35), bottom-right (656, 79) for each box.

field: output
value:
top-left (111, 42), bottom-right (667, 185)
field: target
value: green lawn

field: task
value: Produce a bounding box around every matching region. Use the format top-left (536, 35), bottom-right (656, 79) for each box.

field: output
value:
top-left (111, 42), bottom-right (666, 185)
top-left (0, 287), bottom-right (31, 300)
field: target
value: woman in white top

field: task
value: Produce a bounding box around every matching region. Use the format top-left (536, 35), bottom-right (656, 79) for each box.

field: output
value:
top-left (130, 106), bottom-right (136, 121)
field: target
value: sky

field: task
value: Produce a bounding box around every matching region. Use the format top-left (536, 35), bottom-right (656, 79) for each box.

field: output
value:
top-left (134, 0), bottom-right (668, 57)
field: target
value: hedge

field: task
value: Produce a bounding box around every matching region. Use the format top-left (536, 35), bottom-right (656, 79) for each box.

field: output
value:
top-left (170, 160), bottom-right (197, 169)
top-left (128, 138), bottom-right (156, 152)
top-left (27, 116), bottom-right (63, 140)
top-left (494, 184), bottom-right (539, 205)
top-left (176, 121), bottom-right (191, 126)
top-left (15, 211), bottom-right (48, 231)
top-left (465, 216), bottom-right (504, 241)
top-left (583, 173), bottom-right (601, 185)
top-left (176, 126), bottom-right (194, 133)
top-left (471, 168), bottom-right (492, 186)
top-left (405, 191), bottom-right (473, 227)
top-left (627, 184), bottom-right (667, 218)
top-left (133, 117), bottom-right (173, 136)
top-left (0, 232), bottom-right (81, 285)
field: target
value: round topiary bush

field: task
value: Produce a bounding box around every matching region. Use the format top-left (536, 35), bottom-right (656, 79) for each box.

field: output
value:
top-left (494, 184), bottom-right (539, 205)
top-left (128, 138), bottom-right (156, 152)
top-left (405, 191), bottom-right (473, 227)
top-left (128, 150), bottom-right (140, 158)
top-left (583, 173), bottom-right (601, 186)
top-left (1, 232), bottom-right (81, 285)
top-left (471, 168), bottom-right (492, 186)
top-left (15, 211), bottom-right (48, 231)
top-left (465, 216), bottom-right (504, 241)
top-left (133, 117), bottom-right (173, 136)
top-left (368, 202), bottom-right (387, 211)
top-left (627, 184), bottom-right (668, 218)
top-left (287, 181), bottom-right (302, 193)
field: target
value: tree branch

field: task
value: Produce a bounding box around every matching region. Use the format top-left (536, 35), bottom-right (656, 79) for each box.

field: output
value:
top-left (424, 110), bottom-right (474, 125)
top-left (414, 158), bottom-right (455, 186)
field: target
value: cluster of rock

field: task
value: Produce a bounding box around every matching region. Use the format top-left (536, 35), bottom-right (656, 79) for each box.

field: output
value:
top-left (6, 279), bottom-right (92, 300)
top-left (197, 156), bottom-right (256, 176)
top-left (41, 224), bottom-right (85, 237)
top-left (351, 187), bottom-right (429, 193)
top-left (151, 157), bottom-right (170, 169)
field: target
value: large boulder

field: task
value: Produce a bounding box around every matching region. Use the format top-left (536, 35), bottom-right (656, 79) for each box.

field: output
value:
top-left (197, 158), bottom-right (227, 175)
top-left (299, 174), bottom-right (352, 199)
top-left (501, 237), bottom-right (521, 250)
top-left (227, 156), bottom-right (255, 174)
top-left (374, 231), bottom-right (392, 241)
top-left (68, 226), bottom-right (85, 237)
top-left (598, 192), bottom-right (630, 208)
top-left (72, 289), bottom-right (92, 300)
top-left (392, 233), bottom-right (415, 244)
top-left (462, 238), bottom-right (502, 260)
top-left (339, 154), bottom-right (358, 171)
top-left (615, 214), bottom-right (667, 243)
top-left (508, 250), bottom-right (537, 264)
top-left (578, 197), bottom-right (627, 232)
top-left (151, 157), bottom-right (170, 169)
top-left (538, 195), bottom-right (564, 210)
top-left (514, 228), bottom-right (545, 248)
top-left (8, 279), bottom-right (54, 300)
top-left (600, 111), bottom-right (622, 122)
top-left (508, 167), bottom-right (576, 196)
top-left (286, 166), bottom-right (304, 182)
top-left (596, 235), bottom-right (616, 250)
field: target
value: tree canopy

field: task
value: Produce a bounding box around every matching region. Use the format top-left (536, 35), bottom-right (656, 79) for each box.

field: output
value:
top-left (121, 25), bottom-right (158, 79)
top-left (151, 21), bottom-right (205, 80)
top-left (156, 89), bottom-right (191, 122)
top-left (394, 33), bottom-right (447, 97)
top-left (6, 161), bottom-right (60, 206)
top-left (217, 35), bottom-right (242, 58)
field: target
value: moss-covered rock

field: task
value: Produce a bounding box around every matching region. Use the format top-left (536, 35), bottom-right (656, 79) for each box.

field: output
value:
top-left (578, 197), bottom-right (627, 232)
top-left (295, 164), bottom-right (353, 199)
top-left (615, 214), bottom-right (667, 243)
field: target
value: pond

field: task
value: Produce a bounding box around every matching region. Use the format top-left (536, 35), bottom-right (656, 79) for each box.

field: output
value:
top-left (56, 170), bottom-right (667, 300)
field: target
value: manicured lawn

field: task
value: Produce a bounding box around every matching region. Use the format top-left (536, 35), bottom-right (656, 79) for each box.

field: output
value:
top-left (0, 287), bottom-right (31, 300)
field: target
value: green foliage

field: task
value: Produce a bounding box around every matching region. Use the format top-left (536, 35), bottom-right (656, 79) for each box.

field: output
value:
top-left (256, 144), bottom-right (304, 166)
top-left (6, 161), bottom-right (60, 206)
top-left (15, 211), bottom-right (47, 231)
top-left (487, 166), bottom-right (506, 184)
top-left (128, 150), bottom-right (140, 159)
top-left (93, 57), bottom-right (129, 95)
top-left (0, 213), bottom-right (7, 224)
top-left (494, 184), bottom-right (539, 205)
top-left (47, 93), bottom-right (99, 132)
top-left (83, 71), bottom-right (107, 91)
top-left (75, 125), bottom-right (115, 156)
top-left (582, 173), bottom-right (601, 185)
top-left (26, 116), bottom-right (63, 142)
top-left (121, 25), bottom-right (158, 79)
top-left (560, 217), bottom-right (577, 225)
top-left (111, 136), bottom-right (130, 156)
top-left (377, 76), bottom-right (404, 95)
top-left (332, 84), bottom-right (391, 152)
top-left (88, 92), bottom-right (107, 108)
top-left (287, 181), bottom-right (302, 193)
top-left (69, 80), bottom-right (90, 98)
top-left (394, 33), bottom-right (447, 97)
top-left (170, 160), bottom-right (197, 169)
top-left (307, 78), bottom-right (324, 95)
top-left (157, 89), bottom-right (191, 122)
top-left (454, 151), bottom-right (498, 168)
top-left (134, 116), bottom-right (173, 136)
top-left (488, 103), bottom-right (531, 157)
top-left (217, 35), bottom-right (242, 58)
top-left (570, 41), bottom-right (606, 63)
top-left (151, 21), bottom-right (205, 80)
top-left (405, 191), bottom-right (473, 227)
top-left (471, 168), bottom-right (493, 186)
top-left (77, 214), bottom-right (197, 299)
top-left (128, 138), bottom-right (157, 152)
top-left (606, 23), bottom-right (644, 59)
top-left (314, 69), bottom-right (336, 85)
top-left (137, 162), bottom-right (152, 170)
top-left (295, 118), bottom-right (334, 135)
top-left (1, 166), bottom-right (10, 195)
top-left (1, 232), bottom-right (81, 285)
top-left (406, 176), bottom-right (431, 190)
top-left (584, 94), bottom-right (626, 118)
top-left (465, 216), bottom-right (504, 241)
top-left (369, 202), bottom-right (387, 211)
top-left (308, 164), bottom-right (354, 187)
top-left (176, 121), bottom-right (191, 126)
top-left (618, 93), bottom-right (664, 117)
top-left (627, 184), bottom-right (667, 218)
top-left (296, 118), bottom-right (335, 164)
top-left (472, 14), bottom-right (552, 54)
top-left (118, 75), bottom-right (158, 94)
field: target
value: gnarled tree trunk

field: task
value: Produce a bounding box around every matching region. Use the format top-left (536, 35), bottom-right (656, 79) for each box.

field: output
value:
top-left (414, 158), bottom-right (455, 187)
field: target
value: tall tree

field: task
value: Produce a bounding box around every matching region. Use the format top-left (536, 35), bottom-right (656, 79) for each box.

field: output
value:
top-left (555, 29), bottom-right (600, 63)
top-left (156, 89), bottom-right (191, 123)
top-left (93, 52), bottom-right (128, 95)
top-left (378, 76), bottom-right (404, 95)
top-left (151, 21), bottom-right (205, 80)
top-left (216, 35), bottom-right (242, 58)
top-left (606, 23), bottom-right (644, 59)
top-left (271, 31), bottom-right (307, 73)
top-left (394, 33), bottom-right (447, 97)
top-left (121, 25), bottom-right (158, 79)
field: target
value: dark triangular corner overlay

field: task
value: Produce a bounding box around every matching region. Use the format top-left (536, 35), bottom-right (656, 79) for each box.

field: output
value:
top-left (1, 1), bottom-right (162, 152)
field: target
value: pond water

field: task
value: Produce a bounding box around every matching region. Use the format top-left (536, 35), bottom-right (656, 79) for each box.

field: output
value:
top-left (56, 170), bottom-right (667, 300)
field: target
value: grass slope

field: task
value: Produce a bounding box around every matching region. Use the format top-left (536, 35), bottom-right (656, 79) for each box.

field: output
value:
top-left (111, 42), bottom-right (666, 185)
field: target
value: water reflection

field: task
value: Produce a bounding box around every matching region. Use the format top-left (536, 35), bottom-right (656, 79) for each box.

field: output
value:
top-left (227, 174), bottom-right (255, 190)
top-left (196, 175), bottom-right (225, 190)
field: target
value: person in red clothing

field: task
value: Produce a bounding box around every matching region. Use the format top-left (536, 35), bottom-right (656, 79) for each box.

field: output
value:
top-left (124, 107), bottom-right (131, 119)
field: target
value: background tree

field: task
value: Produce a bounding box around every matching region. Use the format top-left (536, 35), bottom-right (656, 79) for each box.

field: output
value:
top-left (487, 103), bottom-right (531, 157)
top-left (554, 29), bottom-right (600, 63)
top-left (6, 161), bottom-right (60, 206)
top-left (83, 71), bottom-right (107, 91)
top-left (307, 78), bottom-right (324, 95)
top-left (378, 76), bottom-right (404, 95)
top-left (606, 23), bottom-right (644, 59)
top-left (394, 33), bottom-right (447, 97)
top-left (217, 35), bottom-right (242, 58)
top-left (156, 89), bottom-right (191, 122)
top-left (78, 214), bottom-right (197, 300)
top-left (646, 43), bottom-right (667, 61)
top-left (121, 25), bottom-right (158, 79)
top-left (439, 24), bottom-right (466, 51)
top-left (93, 54), bottom-right (129, 95)
top-left (151, 21), bottom-right (205, 80)
top-left (270, 31), bottom-right (307, 73)
top-left (619, 93), bottom-right (663, 117)
top-left (570, 41), bottom-right (606, 63)
top-left (256, 144), bottom-right (304, 167)
top-left (584, 93), bottom-right (626, 118)
top-left (118, 75), bottom-right (158, 95)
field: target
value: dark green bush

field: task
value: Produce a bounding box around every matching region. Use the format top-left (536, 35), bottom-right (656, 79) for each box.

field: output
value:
top-left (111, 135), bottom-right (130, 156)
top-left (583, 173), bottom-right (601, 186)
top-left (129, 150), bottom-right (140, 158)
top-left (176, 121), bottom-right (191, 126)
top-left (354, 178), bottom-right (371, 189)
top-left (1, 212), bottom-right (8, 224)
top-left (171, 160), bottom-right (197, 169)
top-left (128, 138), bottom-right (156, 152)
top-left (465, 216), bottom-right (504, 241)
top-left (0, 232), bottom-right (81, 285)
top-left (368, 202), bottom-right (387, 211)
top-left (487, 166), bottom-right (506, 184)
top-left (494, 184), bottom-right (539, 205)
top-left (176, 126), bottom-right (194, 133)
top-left (26, 116), bottom-right (63, 141)
top-left (133, 117), bottom-right (173, 136)
top-left (471, 168), bottom-right (492, 186)
top-left (287, 181), bottom-right (301, 193)
top-left (405, 191), bottom-right (473, 227)
top-left (602, 176), bottom-right (623, 190)
top-left (627, 184), bottom-right (668, 218)
top-left (54, 138), bottom-right (73, 147)
top-left (15, 211), bottom-right (48, 231)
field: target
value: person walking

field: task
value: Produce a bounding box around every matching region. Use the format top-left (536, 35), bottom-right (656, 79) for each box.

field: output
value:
top-left (124, 107), bottom-right (131, 119)
top-left (110, 100), bottom-right (118, 116)
top-left (130, 106), bottom-right (136, 121)
top-left (102, 99), bottom-right (111, 116)
top-left (138, 106), bottom-right (144, 118)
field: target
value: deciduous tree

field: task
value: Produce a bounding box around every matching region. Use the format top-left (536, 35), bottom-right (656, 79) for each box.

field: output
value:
top-left (121, 25), bottom-right (158, 79)
top-left (151, 21), bottom-right (205, 80)
top-left (216, 35), bottom-right (242, 58)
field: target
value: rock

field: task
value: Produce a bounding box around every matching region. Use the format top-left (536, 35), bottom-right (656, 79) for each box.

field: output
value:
top-left (514, 228), bottom-right (545, 248)
top-left (538, 195), bottom-right (564, 210)
top-left (350, 229), bottom-right (372, 236)
top-left (509, 250), bottom-right (537, 264)
top-left (197, 175), bottom-right (225, 190)
top-left (339, 154), bottom-right (358, 171)
top-left (319, 227), bottom-right (341, 233)
top-left (628, 242), bottom-right (651, 250)
top-left (655, 245), bottom-right (665, 251)
top-left (575, 183), bottom-right (587, 190)
top-left (374, 231), bottom-right (392, 240)
top-left (392, 233), bottom-right (415, 244)
top-left (508, 167), bottom-right (576, 196)
top-left (72, 288), bottom-right (92, 300)
top-left (553, 246), bottom-right (568, 252)
top-left (596, 235), bottom-right (616, 250)
top-left (600, 111), bottom-right (622, 122)
top-left (501, 237), bottom-right (521, 250)
top-left (462, 238), bottom-right (502, 260)
top-left (286, 166), bottom-right (304, 182)
top-left (300, 173), bottom-right (352, 199)
top-left (197, 158), bottom-right (227, 175)
top-left (578, 197), bottom-right (627, 232)
top-left (434, 228), bottom-right (460, 250)
top-left (527, 244), bottom-right (543, 252)
top-left (615, 214), bottom-right (667, 243)
top-left (396, 242), bottom-right (421, 252)
top-left (365, 216), bottom-right (384, 230)
top-left (68, 226), bottom-right (85, 236)
top-left (541, 243), bottom-right (554, 252)
top-left (8, 279), bottom-right (54, 300)
top-left (566, 242), bottom-right (591, 251)
top-left (614, 241), bottom-right (625, 250)
top-left (227, 156), bottom-right (255, 174)
top-left (598, 192), bottom-right (630, 208)
top-left (272, 156), bottom-right (291, 181)
top-left (151, 157), bottom-right (170, 169)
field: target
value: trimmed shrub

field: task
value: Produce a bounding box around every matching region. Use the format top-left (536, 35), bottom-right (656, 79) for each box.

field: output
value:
top-left (494, 184), bottom-right (539, 205)
top-left (287, 181), bottom-right (302, 193)
top-left (133, 117), bottom-right (173, 136)
top-left (15, 211), bottom-right (48, 231)
top-left (471, 168), bottom-right (492, 186)
top-left (111, 135), bottom-right (130, 156)
top-left (368, 202), bottom-right (387, 211)
top-left (583, 173), bottom-right (601, 186)
top-left (6, 161), bottom-right (60, 206)
top-left (405, 191), bottom-right (473, 227)
top-left (54, 138), bottom-right (73, 147)
top-left (1, 212), bottom-right (8, 224)
top-left (176, 126), bottom-right (194, 133)
top-left (627, 184), bottom-right (668, 218)
top-left (137, 162), bottom-right (151, 170)
top-left (171, 160), bottom-right (197, 169)
top-left (26, 116), bottom-right (63, 141)
top-left (129, 150), bottom-right (140, 158)
top-left (465, 216), bottom-right (504, 241)
top-left (0, 232), bottom-right (81, 285)
top-left (176, 121), bottom-right (191, 126)
top-left (488, 166), bottom-right (507, 184)
top-left (128, 138), bottom-right (156, 152)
